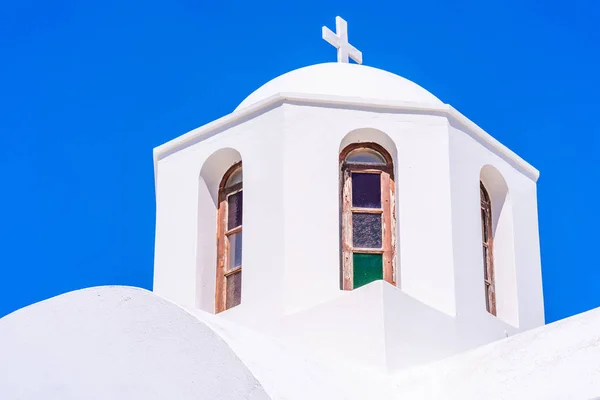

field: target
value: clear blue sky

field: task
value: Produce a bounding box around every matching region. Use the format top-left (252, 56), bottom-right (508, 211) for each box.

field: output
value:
top-left (1, 0), bottom-right (598, 322)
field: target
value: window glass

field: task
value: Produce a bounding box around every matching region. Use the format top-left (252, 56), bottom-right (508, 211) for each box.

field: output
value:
top-left (227, 191), bottom-right (243, 230)
top-left (352, 213), bottom-right (382, 248)
top-left (346, 149), bottom-right (386, 164)
top-left (226, 272), bottom-right (242, 309)
top-left (340, 143), bottom-right (395, 291)
top-left (217, 164), bottom-right (244, 313)
top-left (351, 173), bottom-right (381, 208)
top-left (480, 181), bottom-right (495, 315)
top-left (353, 253), bottom-right (383, 288)
top-left (483, 246), bottom-right (489, 280)
top-left (481, 209), bottom-right (488, 241)
top-left (225, 168), bottom-right (243, 187)
top-left (228, 232), bottom-right (243, 270)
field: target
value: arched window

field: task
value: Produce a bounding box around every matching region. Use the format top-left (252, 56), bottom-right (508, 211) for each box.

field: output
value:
top-left (215, 162), bottom-right (243, 313)
top-left (480, 181), bottom-right (496, 315)
top-left (340, 143), bottom-right (396, 290)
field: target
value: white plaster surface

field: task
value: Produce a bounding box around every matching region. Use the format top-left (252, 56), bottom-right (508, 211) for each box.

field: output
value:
top-left (393, 304), bottom-right (600, 399)
top-left (448, 125), bottom-right (544, 330)
top-left (0, 286), bottom-right (270, 400)
top-left (153, 99), bottom-right (543, 370)
top-left (0, 286), bottom-right (395, 400)
top-left (153, 108), bottom-right (286, 316)
top-left (235, 62), bottom-right (443, 111)
top-left (2, 286), bottom-right (600, 400)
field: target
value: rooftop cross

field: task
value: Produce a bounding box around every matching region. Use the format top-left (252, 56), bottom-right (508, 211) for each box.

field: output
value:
top-left (322, 16), bottom-right (363, 65)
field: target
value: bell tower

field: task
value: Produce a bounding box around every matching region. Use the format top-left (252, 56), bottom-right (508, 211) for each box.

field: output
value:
top-left (152, 16), bottom-right (543, 372)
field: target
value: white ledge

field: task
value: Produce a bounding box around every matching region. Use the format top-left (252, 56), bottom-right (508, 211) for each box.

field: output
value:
top-left (153, 92), bottom-right (539, 183)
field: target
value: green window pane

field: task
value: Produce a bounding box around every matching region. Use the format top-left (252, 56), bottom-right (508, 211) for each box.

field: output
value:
top-left (353, 253), bottom-right (383, 289)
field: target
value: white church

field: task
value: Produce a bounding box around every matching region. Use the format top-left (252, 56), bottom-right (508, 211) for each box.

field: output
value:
top-left (2, 17), bottom-right (600, 400)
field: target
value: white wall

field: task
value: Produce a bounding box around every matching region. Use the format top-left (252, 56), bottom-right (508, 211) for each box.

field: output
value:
top-left (155, 104), bottom-right (458, 320)
top-left (0, 286), bottom-right (270, 400)
top-left (197, 147), bottom-right (242, 312)
top-left (448, 124), bottom-right (544, 329)
top-left (154, 100), bottom-right (544, 372)
top-left (394, 305), bottom-right (600, 399)
top-left (154, 107), bottom-right (286, 320)
top-left (481, 164), bottom-right (519, 326)
top-left (280, 104), bottom-right (456, 316)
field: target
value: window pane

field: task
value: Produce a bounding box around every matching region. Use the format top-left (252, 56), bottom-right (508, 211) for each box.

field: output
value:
top-left (346, 149), bottom-right (386, 164)
top-left (352, 213), bottom-right (382, 248)
top-left (480, 183), bottom-right (490, 203)
top-left (481, 209), bottom-right (488, 241)
top-left (227, 191), bottom-right (243, 230)
top-left (481, 208), bottom-right (487, 243)
top-left (483, 246), bottom-right (489, 280)
top-left (228, 232), bottom-right (242, 270)
top-left (353, 253), bottom-right (383, 289)
top-left (226, 271), bottom-right (242, 309)
top-left (352, 173), bottom-right (381, 208)
top-left (225, 168), bottom-right (242, 187)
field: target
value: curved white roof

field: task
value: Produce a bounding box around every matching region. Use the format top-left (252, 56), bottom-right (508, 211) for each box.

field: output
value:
top-left (235, 62), bottom-right (443, 111)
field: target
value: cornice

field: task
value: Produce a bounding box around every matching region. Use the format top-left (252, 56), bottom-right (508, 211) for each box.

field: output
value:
top-left (153, 93), bottom-right (539, 184)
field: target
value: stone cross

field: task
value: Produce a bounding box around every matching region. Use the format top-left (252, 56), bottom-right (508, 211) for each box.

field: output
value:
top-left (322, 16), bottom-right (363, 64)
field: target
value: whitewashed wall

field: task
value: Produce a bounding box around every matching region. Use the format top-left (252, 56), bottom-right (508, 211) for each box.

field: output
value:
top-left (153, 100), bottom-right (544, 371)
top-left (448, 124), bottom-right (544, 330)
top-left (154, 108), bottom-right (286, 323)
top-left (279, 104), bottom-right (456, 316)
top-left (0, 287), bottom-right (270, 400)
top-left (394, 305), bottom-right (600, 400)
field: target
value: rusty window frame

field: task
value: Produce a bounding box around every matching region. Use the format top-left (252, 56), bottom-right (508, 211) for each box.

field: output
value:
top-left (215, 161), bottom-right (243, 313)
top-left (339, 142), bottom-right (396, 290)
top-left (480, 181), bottom-right (496, 316)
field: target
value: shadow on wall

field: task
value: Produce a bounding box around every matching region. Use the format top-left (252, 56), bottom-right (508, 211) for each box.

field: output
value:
top-left (480, 165), bottom-right (518, 327)
top-left (197, 148), bottom-right (242, 313)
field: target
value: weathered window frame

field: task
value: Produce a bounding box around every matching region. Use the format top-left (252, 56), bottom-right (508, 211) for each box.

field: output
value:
top-left (339, 143), bottom-right (396, 290)
top-left (215, 162), bottom-right (243, 313)
top-left (480, 181), bottom-right (496, 316)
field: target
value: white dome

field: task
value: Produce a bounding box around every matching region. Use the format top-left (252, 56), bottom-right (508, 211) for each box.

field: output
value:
top-left (235, 62), bottom-right (443, 111)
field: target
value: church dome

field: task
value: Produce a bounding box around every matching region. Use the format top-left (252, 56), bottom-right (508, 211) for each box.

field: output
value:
top-left (235, 62), bottom-right (443, 111)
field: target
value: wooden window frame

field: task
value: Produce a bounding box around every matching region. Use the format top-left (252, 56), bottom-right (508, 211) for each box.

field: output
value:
top-left (340, 143), bottom-right (396, 290)
top-left (215, 162), bottom-right (243, 313)
top-left (480, 181), bottom-right (496, 316)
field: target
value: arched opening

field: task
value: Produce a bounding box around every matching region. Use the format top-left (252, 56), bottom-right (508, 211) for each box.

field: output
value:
top-left (339, 128), bottom-right (398, 163)
top-left (480, 165), bottom-right (518, 325)
top-left (198, 148), bottom-right (242, 313)
top-left (339, 141), bottom-right (396, 290)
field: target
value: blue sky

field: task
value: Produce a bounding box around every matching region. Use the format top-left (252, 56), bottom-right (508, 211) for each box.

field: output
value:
top-left (1, 0), bottom-right (598, 322)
